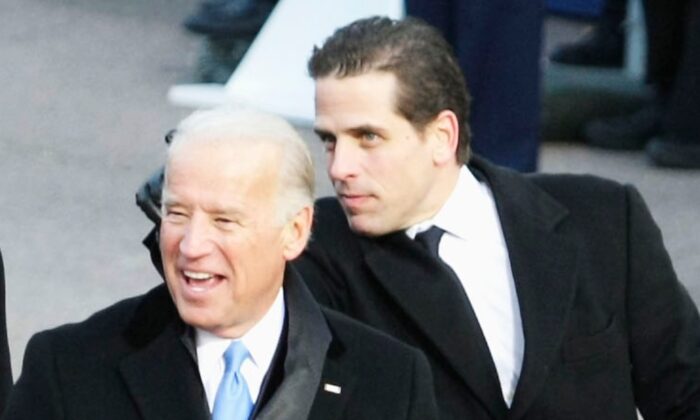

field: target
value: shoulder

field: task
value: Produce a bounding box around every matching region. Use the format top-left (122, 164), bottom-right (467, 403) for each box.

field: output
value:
top-left (473, 158), bottom-right (650, 240)
top-left (26, 284), bottom-right (175, 355)
top-left (486, 157), bottom-right (637, 213)
top-left (527, 172), bottom-right (644, 224)
top-left (475, 154), bottom-right (630, 197)
top-left (528, 171), bottom-right (631, 200)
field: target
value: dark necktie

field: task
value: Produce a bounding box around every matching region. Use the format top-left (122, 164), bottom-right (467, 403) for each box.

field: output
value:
top-left (414, 225), bottom-right (445, 258)
top-left (414, 226), bottom-right (503, 401)
top-left (414, 225), bottom-right (479, 319)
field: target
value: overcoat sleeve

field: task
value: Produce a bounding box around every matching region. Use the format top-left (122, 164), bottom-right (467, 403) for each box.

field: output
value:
top-left (2, 332), bottom-right (64, 420)
top-left (624, 186), bottom-right (700, 418)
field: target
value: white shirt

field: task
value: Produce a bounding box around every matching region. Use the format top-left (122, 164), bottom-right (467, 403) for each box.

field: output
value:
top-left (406, 166), bottom-right (524, 406)
top-left (196, 288), bottom-right (285, 412)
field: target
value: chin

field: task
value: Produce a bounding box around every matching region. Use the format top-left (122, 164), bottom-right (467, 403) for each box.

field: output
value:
top-left (175, 303), bottom-right (216, 330)
top-left (347, 215), bottom-right (389, 237)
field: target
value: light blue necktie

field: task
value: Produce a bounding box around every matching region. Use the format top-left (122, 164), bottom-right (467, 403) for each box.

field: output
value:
top-left (212, 341), bottom-right (254, 420)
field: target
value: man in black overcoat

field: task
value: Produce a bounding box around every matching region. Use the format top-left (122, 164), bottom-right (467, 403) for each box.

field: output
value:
top-left (3, 108), bottom-right (438, 420)
top-left (294, 16), bottom-right (700, 419)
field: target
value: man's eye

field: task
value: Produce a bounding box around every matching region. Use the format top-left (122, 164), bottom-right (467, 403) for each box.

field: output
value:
top-left (363, 132), bottom-right (377, 141)
top-left (360, 131), bottom-right (381, 146)
top-left (215, 217), bottom-right (241, 229)
top-left (165, 210), bottom-right (187, 221)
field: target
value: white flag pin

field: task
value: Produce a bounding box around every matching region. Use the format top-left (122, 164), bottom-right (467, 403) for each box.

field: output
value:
top-left (323, 383), bottom-right (342, 394)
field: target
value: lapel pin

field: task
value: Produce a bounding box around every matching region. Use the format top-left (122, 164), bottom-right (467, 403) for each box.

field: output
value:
top-left (323, 383), bottom-right (342, 394)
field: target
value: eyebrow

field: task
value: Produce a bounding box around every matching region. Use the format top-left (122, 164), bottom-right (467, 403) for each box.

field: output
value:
top-left (347, 124), bottom-right (386, 137)
top-left (313, 124), bottom-right (387, 139)
top-left (162, 195), bottom-right (244, 216)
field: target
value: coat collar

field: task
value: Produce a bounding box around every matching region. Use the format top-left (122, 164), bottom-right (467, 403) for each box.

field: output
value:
top-left (118, 269), bottom-right (337, 420)
top-left (471, 157), bottom-right (579, 419)
top-left (360, 156), bottom-right (579, 419)
top-left (255, 266), bottom-right (334, 420)
top-left (119, 286), bottom-right (209, 420)
top-left (360, 230), bottom-right (508, 418)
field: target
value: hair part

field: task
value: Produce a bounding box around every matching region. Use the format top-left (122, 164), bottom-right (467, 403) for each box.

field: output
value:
top-left (308, 16), bottom-right (471, 163)
top-left (165, 107), bottom-right (315, 224)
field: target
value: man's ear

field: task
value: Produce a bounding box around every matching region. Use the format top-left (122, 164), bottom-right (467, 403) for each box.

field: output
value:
top-left (282, 205), bottom-right (314, 261)
top-left (428, 110), bottom-right (460, 166)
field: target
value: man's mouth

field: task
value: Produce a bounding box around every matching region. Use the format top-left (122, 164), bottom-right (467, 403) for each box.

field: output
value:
top-left (182, 270), bottom-right (223, 293)
top-left (338, 193), bottom-right (370, 207)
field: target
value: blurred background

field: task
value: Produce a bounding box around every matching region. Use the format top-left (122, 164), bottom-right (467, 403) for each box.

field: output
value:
top-left (1, 0), bottom-right (697, 377)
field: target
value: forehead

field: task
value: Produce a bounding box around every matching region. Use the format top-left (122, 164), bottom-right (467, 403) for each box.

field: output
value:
top-left (315, 72), bottom-right (403, 120)
top-left (316, 71), bottom-right (398, 104)
top-left (164, 138), bottom-right (281, 203)
top-left (314, 71), bottom-right (422, 137)
top-left (168, 132), bottom-right (280, 168)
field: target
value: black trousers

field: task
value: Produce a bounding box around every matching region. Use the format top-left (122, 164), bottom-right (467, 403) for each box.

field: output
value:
top-left (643, 0), bottom-right (700, 140)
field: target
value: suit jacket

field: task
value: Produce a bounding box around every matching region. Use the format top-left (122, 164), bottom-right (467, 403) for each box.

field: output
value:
top-left (0, 251), bottom-right (12, 414)
top-left (295, 156), bottom-right (700, 420)
top-left (2, 267), bottom-right (438, 420)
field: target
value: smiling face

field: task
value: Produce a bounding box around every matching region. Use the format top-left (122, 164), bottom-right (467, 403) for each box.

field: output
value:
top-left (160, 138), bottom-right (308, 338)
top-left (314, 71), bottom-right (460, 236)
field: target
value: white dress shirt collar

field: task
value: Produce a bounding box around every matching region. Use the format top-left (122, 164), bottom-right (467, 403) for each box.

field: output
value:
top-left (196, 287), bottom-right (285, 411)
top-left (406, 165), bottom-right (488, 241)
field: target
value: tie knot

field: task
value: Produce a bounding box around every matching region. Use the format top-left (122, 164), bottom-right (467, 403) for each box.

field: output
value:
top-left (414, 225), bottom-right (445, 258)
top-left (223, 341), bottom-right (249, 374)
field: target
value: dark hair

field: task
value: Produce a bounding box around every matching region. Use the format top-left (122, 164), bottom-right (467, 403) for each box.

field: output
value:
top-left (308, 16), bottom-right (471, 163)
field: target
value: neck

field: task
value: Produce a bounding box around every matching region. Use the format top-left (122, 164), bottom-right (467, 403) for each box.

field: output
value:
top-left (411, 162), bottom-right (461, 226)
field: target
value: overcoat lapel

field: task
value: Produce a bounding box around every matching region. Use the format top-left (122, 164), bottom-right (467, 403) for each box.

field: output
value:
top-left (361, 233), bottom-right (507, 419)
top-left (119, 322), bottom-right (209, 420)
top-left (256, 268), bottom-right (336, 420)
top-left (360, 157), bottom-right (581, 420)
top-left (475, 158), bottom-right (580, 419)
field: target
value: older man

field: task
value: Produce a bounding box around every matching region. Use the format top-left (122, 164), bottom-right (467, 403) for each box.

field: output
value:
top-left (3, 108), bottom-right (437, 420)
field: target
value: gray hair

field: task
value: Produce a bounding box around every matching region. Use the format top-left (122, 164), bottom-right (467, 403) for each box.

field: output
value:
top-left (165, 107), bottom-right (315, 224)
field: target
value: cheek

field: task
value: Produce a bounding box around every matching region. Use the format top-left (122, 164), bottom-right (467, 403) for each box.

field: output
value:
top-left (361, 151), bottom-right (394, 183)
top-left (376, 155), bottom-right (412, 191)
top-left (159, 227), bottom-right (181, 258)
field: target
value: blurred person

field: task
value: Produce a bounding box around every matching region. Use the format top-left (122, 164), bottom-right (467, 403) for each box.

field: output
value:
top-left (550, 0), bottom-right (627, 68)
top-left (183, 0), bottom-right (278, 83)
top-left (184, 0), bottom-right (276, 37)
top-left (0, 251), bottom-right (11, 415)
top-left (294, 16), bottom-right (700, 419)
top-left (406, 0), bottom-right (545, 172)
top-left (3, 108), bottom-right (438, 420)
top-left (558, 0), bottom-right (700, 168)
top-left (642, 0), bottom-right (700, 168)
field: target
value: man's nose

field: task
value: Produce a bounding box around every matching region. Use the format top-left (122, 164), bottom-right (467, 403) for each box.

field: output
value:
top-left (179, 216), bottom-right (214, 258)
top-left (328, 139), bottom-right (360, 181)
